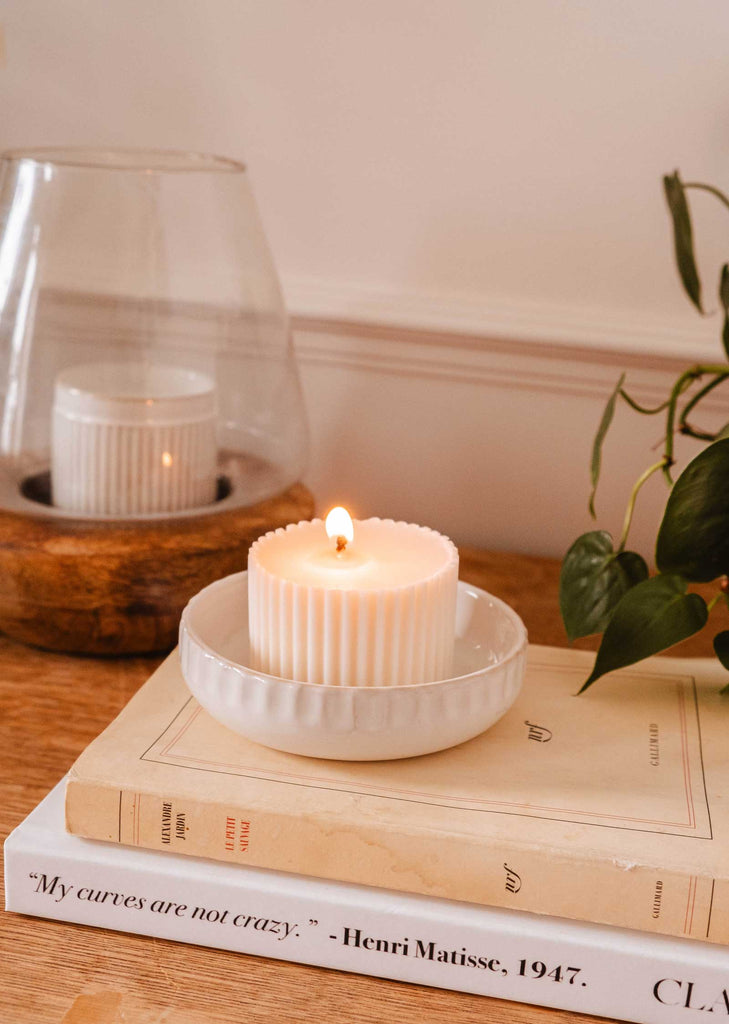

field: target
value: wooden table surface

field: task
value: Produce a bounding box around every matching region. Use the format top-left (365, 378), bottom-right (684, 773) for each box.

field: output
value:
top-left (1, 546), bottom-right (722, 1024)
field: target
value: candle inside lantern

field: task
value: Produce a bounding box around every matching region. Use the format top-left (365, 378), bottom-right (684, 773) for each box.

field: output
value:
top-left (247, 510), bottom-right (459, 686)
top-left (51, 362), bottom-right (217, 516)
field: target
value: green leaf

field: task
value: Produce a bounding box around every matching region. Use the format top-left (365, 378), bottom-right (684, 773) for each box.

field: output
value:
top-left (663, 171), bottom-right (704, 314)
top-left (580, 575), bottom-right (708, 692)
top-left (720, 265), bottom-right (729, 358)
top-left (713, 630), bottom-right (729, 670)
top-left (714, 631), bottom-right (729, 694)
top-left (560, 531), bottom-right (648, 641)
top-left (589, 373), bottom-right (625, 518)
top-left (656, 437), bottom-right (729, 581)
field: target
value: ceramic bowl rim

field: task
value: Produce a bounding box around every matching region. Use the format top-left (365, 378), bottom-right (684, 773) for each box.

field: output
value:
top-left (180, 570), bottom-right (529, 693)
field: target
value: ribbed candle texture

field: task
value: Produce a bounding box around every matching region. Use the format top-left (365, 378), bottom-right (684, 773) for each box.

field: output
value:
top-left (51, 363), bottom-right (217, 516)
top-left (248, 518), bottom-right (459, 687)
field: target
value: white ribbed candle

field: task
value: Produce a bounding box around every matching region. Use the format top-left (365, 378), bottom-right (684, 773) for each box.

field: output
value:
top-left (248, 518), bottom-right (459, 687)
top-left (51, 363), bottom-right (217, 516)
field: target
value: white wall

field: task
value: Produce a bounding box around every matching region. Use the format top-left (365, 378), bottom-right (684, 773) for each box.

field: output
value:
top-left (2, 1), bottom-right (729, 557)
top-left (293, 318), bottom-right (729, 559)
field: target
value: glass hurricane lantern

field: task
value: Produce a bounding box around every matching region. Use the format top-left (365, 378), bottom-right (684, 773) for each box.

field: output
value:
top-left (0, 148), bottom-right (312, 654)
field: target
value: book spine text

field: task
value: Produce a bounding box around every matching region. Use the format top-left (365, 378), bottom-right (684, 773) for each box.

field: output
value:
top-left (7, 823), bottom-right (729, 1024)
top-left (64, 777), bottom-right (725, 945)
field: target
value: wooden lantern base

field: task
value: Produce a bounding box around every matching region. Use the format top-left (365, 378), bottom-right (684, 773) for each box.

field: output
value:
top-left (0, 483), bottom-right (314, 655)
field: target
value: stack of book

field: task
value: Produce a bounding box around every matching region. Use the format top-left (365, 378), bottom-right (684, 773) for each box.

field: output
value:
top-left (5, 642), bottom-right (729, 1024)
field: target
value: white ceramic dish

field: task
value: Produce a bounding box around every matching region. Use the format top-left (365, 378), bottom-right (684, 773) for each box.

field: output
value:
top-left (179, 571), bottom-right (528, 761)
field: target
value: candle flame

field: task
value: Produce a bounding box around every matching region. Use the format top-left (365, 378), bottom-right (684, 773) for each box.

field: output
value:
top-left (325, 506), bottom-right (354, 552)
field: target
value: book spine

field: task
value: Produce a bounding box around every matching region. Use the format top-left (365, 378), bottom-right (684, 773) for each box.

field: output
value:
top-left (65, 777), bottom-right (723, 946)
top-left (6, 823), bottom-right (729, 1024)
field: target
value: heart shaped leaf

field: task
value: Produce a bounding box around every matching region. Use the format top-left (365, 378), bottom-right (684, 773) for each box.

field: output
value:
top-left (579, 574), bottom-right (707, 692)
top-left (589, 374), bottom-right (625, 518)
top-left (713, 631), bottom-right (729, 694)
top-left (656, 438), bottom-right (729, 582)
top-left (560, 530), bottom-right (648, 641)
top-left (663, 171), bottom-right (703, 314)
top-left (713, 630), bottom-right (729, 670)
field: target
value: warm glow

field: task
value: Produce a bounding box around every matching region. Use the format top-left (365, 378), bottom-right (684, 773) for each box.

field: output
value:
top-left (161, 451), bottom-right (173, 468)
top-left (325, 506), bottom-right (354, 552)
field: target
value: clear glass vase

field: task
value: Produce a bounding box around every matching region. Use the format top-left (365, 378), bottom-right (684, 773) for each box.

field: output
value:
top-left (0, 147), bottom-right (308, 519)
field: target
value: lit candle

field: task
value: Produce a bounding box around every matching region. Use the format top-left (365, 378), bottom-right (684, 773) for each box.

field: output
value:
top-left (247, 509), bottom-right (459, 686)
top-left (51, 362), bottom-right (217, 515)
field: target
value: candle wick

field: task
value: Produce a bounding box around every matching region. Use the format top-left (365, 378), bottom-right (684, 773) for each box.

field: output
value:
top-left (335, 535), bottom-right (347, 553)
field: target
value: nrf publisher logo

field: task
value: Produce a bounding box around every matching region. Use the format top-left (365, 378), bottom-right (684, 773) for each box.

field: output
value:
top-left (504, 863), bottom-right (522, 894)
top-left (654, 979), bottom-right (729, 1014)
top-left (525, 721), bottom-right (552, 743)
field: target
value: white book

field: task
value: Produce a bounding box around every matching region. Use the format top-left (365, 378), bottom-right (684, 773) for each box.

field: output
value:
top-left (5, 780), bottom-right (729, 1024)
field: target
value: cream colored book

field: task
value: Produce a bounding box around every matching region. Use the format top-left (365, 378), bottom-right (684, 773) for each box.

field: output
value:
top-left (66, 644), bottom-right (729, 944)
top-left (9, 781), bottom-right (729, 1024)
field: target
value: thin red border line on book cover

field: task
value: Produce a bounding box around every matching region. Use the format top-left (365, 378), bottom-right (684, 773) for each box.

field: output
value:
top-left (153, 679), bottom-right (702, 831)
top-left (122, 792), bottom-right (143, 846)
top-left (127, 792), bottom-right (141, 846)
top-left (684, 875), bottom-right (698, 935)
top-left (155, 684), bottom-right (696, 827)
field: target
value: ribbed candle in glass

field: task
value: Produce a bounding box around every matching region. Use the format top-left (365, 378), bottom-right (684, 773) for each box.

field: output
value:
top-left (51, 363), bottom-right (217, 515)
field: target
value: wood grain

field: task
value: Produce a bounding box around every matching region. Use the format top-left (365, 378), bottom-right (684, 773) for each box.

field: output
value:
top-left (4, 544), bottom-right (717, 1024)
top-left (0, 482), bottom-right (314, 655)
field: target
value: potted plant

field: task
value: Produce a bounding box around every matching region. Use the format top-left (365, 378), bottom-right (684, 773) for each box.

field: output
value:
top-left (560, 171), bottom-right (729, 691)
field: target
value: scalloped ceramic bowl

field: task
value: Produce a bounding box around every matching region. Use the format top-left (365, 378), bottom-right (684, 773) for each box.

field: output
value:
top-left (179, 571), bottom-right (528, 760)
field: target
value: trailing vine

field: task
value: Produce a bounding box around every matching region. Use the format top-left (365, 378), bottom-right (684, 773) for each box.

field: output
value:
top-left (560, 172), bottom-right (729, 691)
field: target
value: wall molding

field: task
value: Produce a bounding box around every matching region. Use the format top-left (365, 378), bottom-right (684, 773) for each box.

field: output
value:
top-left (292, 311), bottom-right (729, 413)
top-left (291, 286), bottom-right (729, 558)
top-left (285, 275), bottom-right (722, 366)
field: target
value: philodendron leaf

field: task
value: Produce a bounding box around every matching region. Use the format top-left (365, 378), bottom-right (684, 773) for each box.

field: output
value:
top-left (589, 374), bottom-right (625, 518)
top-left (656, 437), bottom-right (729, 582)
top-left (713, 630), bottom-right (729, 669)
top-left (579, 574), bottom-right (708, 692)
top-left (663, 171), bottom-right (704, 314)
top-left (560, 530), bottom-right (648, 641)
top-left (713, 631), bottom-right (729, 694)
top-left (720, 264), bottom-right (729, 359)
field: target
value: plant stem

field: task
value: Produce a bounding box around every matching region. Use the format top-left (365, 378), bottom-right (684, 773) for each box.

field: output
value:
top-left (707, 593), bottom-right (724, 614)
top-left (663, 365), bottom-right (729, 482)
top-left (680, 424), bottom-right (720, 441)
top-left (664, 369), bottom-right (701, 481)
top-left (675, 370), bottom-right (729, 430)
top-left (617, 459), bottom-right (668, 553)
top-left (619, 390), bottom-right (670, 415)
top-left (684, 182), bottom-right (729, 214)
